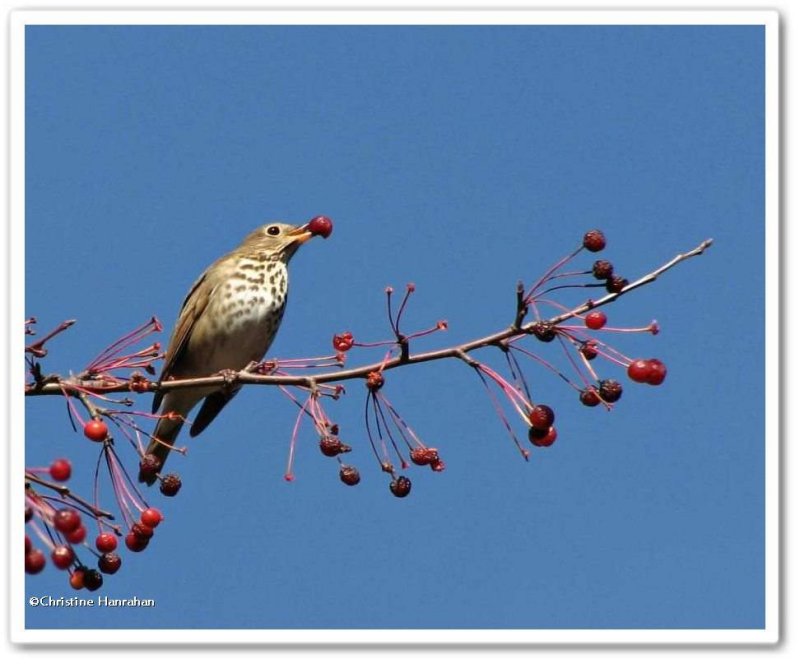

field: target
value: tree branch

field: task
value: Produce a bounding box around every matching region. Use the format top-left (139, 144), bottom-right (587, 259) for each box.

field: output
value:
top-left (25, 238), bottom-right (712, 399)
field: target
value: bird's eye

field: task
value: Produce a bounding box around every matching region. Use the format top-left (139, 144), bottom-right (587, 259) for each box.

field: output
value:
top-left (266, 225), bottom-right (281, 236)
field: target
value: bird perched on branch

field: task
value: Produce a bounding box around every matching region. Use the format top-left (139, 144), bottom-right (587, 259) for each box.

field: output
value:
top-left (139, 216), bottom-right (333, 484)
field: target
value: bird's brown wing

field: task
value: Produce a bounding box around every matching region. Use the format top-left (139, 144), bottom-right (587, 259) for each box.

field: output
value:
top-left (152, 268), bottom-right (218, 413)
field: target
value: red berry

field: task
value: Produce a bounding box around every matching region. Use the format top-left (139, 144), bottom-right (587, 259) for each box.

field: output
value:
top-left (646, 358), bottom-right (667, 385)
top-left (339, 465), bottom-right (361, 486)
top-left (528, 404), bottom-right (555, 430)
top-left (580, 388), bottom-right (601, 407)
top-left (529, 426), bottom-right (558, 447)
top-left (69, 568), bottom-right (85, 590)
top-left (53, 508), bottom-right (81, 534)
top-left (49, 458), bottom-right (72, 482)
top-left (627, 358), bottom-right (651, 383)
top-left (25, 549), bottom-right (46, 574)
top-left (140, 508), bottom-right (163, 528)
top-left (390, 476), bottom-right (412, 498)
top-left (98, 552), bottom-right (122, 575)
top-left (332, 332), bottom-right (354, 352)
top-left (583, 229), bottom-right (606, 252)
top-left (585, 311), bottom-right (607, 330)
top-left (51, 545), bottom-right (75, 570)
top-left (82, 569), bottom-right (103, 591)
top-left (307, 215), bottom-right (333, 239)
top-left (125, 531), bottom-right (149, 552)
top-left (95, 532), bottom-right (118, 553)
top-left (592, 259), bottom-right (614, 280)
top-left (430, 459), bottom-right (446, 472)
top-left (160, 473), bottom-right (182, 497)
top-left (65, 524), bottom-right (87, 544)
top-left (83, 419), bottom-right (109, 442)
top-left (627, 358), bottom-right (667, 385)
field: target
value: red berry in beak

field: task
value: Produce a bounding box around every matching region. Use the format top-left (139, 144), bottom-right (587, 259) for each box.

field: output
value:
top-left (307, 215), bottom-right (333, 238)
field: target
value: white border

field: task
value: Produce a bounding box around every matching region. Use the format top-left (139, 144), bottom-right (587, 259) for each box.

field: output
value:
top-left (9, 8), bottom-right (780, 646)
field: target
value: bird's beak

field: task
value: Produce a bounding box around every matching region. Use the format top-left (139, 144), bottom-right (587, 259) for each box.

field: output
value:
top-left (287, 225), bottom-right (314, 245)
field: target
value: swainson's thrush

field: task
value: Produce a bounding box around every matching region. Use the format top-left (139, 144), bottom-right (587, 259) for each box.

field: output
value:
top-left (140, 217), bottom-right (331, 484)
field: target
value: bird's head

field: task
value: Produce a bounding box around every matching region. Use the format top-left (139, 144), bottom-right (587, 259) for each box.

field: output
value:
top-left (241, 216), bottom-right (332, 261)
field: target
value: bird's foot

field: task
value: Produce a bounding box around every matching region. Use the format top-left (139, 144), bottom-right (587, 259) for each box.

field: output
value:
top-left (216, 368), bottom-right (240, 395)
top-left (242, 360), bottom-right (260, 373)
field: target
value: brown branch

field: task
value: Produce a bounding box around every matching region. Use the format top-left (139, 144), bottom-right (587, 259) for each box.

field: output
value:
top-left (26, 473), bottom-right (115, 520)
top-left (25, 239), bottom-right (712, 399)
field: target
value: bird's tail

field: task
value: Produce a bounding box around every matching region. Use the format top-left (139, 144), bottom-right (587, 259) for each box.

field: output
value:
top-left (139, 412), bottom-right (185, 485)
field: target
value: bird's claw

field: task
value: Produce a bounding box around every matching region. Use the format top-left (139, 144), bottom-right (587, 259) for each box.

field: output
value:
top-left (217, 368), bottom-right (238, 387)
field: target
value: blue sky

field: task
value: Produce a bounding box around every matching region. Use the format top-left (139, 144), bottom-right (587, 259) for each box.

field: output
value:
top-left (24, 24), bottom-right (765, 630)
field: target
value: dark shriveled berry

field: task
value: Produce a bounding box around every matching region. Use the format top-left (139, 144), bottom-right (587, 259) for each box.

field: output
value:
top-left (366, 370), bottom-right (384, 391)
top-left (583, 229), bottom-right (606, 252)
top-left (139, 453), bottom-right (162, 477)
top-left (83, 568), bottom-right (104, 592)
top-left (339, 465), bottom-right (361, 486)
top-left (606, 275), bottom-right (629, 293)
top-left (410, 447), bottom-right (440, 466)
top-left (598, 379), bottom-right (623, 403)
top-left (98, 552), bottom-right (122, 575)
top-left (592, 259), bottom-right (614, 280)
top-left (531, 321), bottom-right (556, 342)
top-left (580, 341), bottom-right (599, 361)
top-left (389, 476), bottom-right (412, 498)
top-left (319, 436), bottom-right (351, 457)
top-left (159, 473), bottom-right (182, 497)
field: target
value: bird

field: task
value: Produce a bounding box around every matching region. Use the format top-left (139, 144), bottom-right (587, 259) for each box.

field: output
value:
top-left (139, 216), bottom-right (332, 485)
